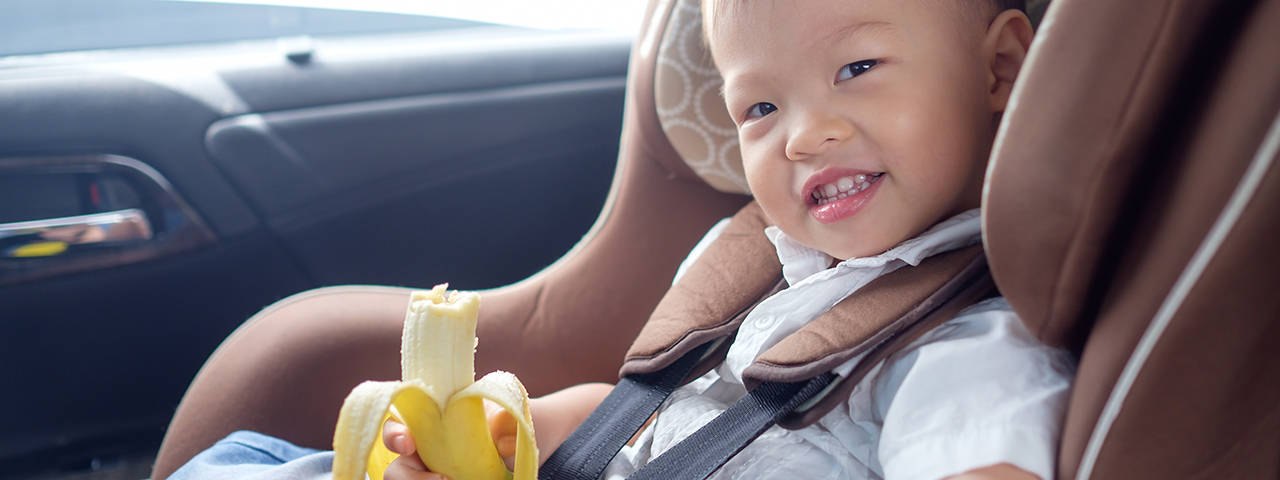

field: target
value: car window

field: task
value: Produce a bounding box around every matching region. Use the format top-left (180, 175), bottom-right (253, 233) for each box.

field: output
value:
top-left (1, 0), bottom-right (646, 58)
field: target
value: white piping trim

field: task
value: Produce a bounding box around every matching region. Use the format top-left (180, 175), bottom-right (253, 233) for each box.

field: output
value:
top-left (1076, 109), bottom-right (1280, 479)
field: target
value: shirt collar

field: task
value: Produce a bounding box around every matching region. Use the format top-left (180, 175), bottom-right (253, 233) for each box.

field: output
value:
top-left (765, 209), bottom-right (984, 286)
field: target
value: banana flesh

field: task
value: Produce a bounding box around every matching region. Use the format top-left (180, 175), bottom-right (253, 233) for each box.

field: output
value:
top-left (332, 285), bottom-right (537, 480)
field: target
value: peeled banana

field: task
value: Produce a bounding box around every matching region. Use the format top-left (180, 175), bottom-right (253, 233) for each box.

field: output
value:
top-left (332, 284), bottom-right (538, 480)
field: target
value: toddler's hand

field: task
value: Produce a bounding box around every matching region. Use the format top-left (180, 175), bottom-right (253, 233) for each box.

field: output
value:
top-left (380, 384), bottom-right (613, 479)
top-left (488, 407), bottom-right (520, 469)
top-left (381, 419), bottom-right (448, 480)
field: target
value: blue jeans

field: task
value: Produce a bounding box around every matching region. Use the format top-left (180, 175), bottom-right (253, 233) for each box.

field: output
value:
top-left (166, 431), bottom-right (334, 480)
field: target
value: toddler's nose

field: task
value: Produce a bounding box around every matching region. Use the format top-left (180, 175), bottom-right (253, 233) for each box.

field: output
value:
top-left (785, 110), bottom-right (854, 161)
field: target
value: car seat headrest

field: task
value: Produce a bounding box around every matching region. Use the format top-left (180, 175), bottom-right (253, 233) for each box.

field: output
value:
top-left (654, 0), bottom-right (748, 195)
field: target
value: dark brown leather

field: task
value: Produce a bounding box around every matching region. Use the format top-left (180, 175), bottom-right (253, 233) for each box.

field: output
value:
top-left (746, 246), bottom-right (986, 384)
top-left (985, 0), bottom-right (1280, 477)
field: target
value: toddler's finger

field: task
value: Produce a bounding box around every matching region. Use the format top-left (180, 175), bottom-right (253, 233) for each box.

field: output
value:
top-left (495, 434), bottom-right (518, 459)
top-left (384, 454), bottom-right (447, 480)
top-left (489, 411), bottom-right (517, 457)
top-left (488, 409), bottom-right (517, 446)
top-left (488, 408), bottom-right (518, 469)
top-left (382, 419), bottom-right (417, 455)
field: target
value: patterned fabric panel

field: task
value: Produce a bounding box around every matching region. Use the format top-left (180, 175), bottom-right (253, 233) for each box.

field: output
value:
top-left (654, 0), bottom-right (749, 195)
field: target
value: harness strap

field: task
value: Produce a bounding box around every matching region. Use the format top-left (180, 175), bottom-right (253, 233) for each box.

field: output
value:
top-left (540, 341), bottom-right (719, 480)
top-left (541, 339), bottom-right (834, 480)
top-left (628, 374), bottom-right (836, 480)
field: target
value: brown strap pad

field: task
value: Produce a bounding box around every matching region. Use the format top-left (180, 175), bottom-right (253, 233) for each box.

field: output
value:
top-left (773, 251), bottom-right (995, 429)
top-left (744, 245), bottom-right (987, 385)
top-left (620, 202), bottom-right (782, 378)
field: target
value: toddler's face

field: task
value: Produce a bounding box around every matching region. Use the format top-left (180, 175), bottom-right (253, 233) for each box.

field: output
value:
top-left (711, 0), bottom-right (1004, 260)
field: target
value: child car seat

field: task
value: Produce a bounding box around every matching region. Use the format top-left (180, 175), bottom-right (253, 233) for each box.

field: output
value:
top-left (153, 0), bottom-right (1280, 477)
top-left (985, 0), bottom-right (1280, 477)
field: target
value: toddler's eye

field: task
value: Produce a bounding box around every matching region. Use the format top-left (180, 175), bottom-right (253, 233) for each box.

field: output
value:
top-left (836, 59), bottom-right (878, 82)
top-left (744, 102), bottom-right (777, 120)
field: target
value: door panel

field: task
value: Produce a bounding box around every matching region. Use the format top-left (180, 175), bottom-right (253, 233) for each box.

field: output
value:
top-left (0, 70), bottom-right (262, 237)
top-left (205, 77), bottom-right (624, 286)
top-left (208, 78), bottom-right (624, 221)
top-left (0, 24), bottom-right (628, 477)
top-left (1, 230), bottom-right (312, 474)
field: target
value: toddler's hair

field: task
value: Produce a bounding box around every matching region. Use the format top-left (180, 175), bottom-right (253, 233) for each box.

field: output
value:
top-left (703, 1), bottom-right (1028, 44)
top-left (992, 0), bottom-right (1028, 12)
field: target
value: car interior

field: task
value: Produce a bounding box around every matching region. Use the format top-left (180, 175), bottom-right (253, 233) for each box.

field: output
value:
top-left (3, 0), bottom-right (1277, 479)
top-left (2, 2), bottom-right (629, 479)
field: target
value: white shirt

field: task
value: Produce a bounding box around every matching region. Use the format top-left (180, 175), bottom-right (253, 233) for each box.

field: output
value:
top-left (604, 210), bottom-right (1075, 479)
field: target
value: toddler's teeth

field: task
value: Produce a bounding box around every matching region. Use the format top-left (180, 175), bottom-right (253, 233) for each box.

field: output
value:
top-left (836, 177), bottom-right (855, 192)
top-left (812, 173), bottom-right (885, 205)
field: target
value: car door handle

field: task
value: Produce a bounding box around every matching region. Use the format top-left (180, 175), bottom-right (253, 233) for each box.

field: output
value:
top-left (0, 154), bottom-right (215, 285)
top-left (0, 208), bottom-right (153, 258)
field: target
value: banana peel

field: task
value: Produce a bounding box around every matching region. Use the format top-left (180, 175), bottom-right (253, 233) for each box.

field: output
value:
top-left (332, 285), bottom-right (537, 480)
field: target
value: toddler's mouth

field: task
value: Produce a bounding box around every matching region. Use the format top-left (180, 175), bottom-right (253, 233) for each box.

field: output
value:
top-left (808, 172), bottom-right (885, 206)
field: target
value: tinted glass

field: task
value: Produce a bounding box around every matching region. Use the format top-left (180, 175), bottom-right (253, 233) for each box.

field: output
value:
top-left (1, 0), bottom-right (492, 57)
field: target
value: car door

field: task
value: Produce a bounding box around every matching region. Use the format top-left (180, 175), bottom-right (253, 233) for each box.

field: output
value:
top-left (0, 1), bottom-right (631, 477)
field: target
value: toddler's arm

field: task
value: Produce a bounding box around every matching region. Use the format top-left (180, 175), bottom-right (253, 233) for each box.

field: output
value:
top-left (382, 382), bottom-right (614, 480)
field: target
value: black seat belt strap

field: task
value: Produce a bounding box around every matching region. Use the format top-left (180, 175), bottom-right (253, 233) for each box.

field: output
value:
top-left (627, 373), bottom-right (836, 480)
top-left (540, 341), bottom-right (716, 480)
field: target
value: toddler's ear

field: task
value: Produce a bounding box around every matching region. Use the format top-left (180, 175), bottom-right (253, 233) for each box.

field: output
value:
top-left (983, 10), bottom-right (1035, 113)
